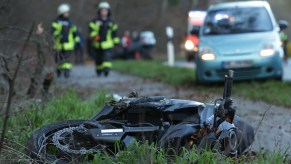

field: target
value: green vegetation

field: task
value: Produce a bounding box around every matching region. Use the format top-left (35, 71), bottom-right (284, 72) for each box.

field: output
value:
top-left (4, 89), bottom-right (108, 146)
top-left (233, 80), bottom-right (291, 106)
top-left (90, 142), bottom-right (229, 164)
top-left (89, 140), bottom-right (289, 163)
top-left (113, 60), bottom-right (291, 107)
top-left (113, 60), bottom-right (195, 86)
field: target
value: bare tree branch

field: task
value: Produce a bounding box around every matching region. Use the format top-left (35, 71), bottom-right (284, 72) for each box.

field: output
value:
top-left (1, 57), bottom-right (12, 81)
top-left (0, 0), bottom-right (12, 26)
top-left (0, 25), bottom-right (30, 33)
top-left (0, 52), bottom-right (9, 58)
top-left (0, 22), bottom-right (35, 155)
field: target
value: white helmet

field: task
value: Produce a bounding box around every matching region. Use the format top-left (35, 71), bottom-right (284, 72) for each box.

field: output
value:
top-left (98, 2), bottom-right (110, 9)
top-left (58, 3), bottom-right (70, 15)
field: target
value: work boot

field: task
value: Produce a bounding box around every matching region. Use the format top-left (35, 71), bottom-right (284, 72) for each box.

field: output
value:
top-left (56, 69), bottom-right (61, 77)
top-left (96, 70), bottom-right (102, 77)
top-left (64, 69), bottom-right (70, 78)
top-left (104, 68), bottom-right (110, 77)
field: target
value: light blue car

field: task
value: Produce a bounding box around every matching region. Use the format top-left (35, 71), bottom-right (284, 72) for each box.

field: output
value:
top-left (196, 1), bottom-right (287, 83)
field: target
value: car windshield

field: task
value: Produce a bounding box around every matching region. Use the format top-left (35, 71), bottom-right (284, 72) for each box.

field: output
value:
top-left (202, 7), bottom-right (273, 35)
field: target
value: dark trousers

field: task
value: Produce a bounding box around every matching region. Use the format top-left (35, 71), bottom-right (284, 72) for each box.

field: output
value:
top-left (54, 50), bottom-right (73, 77)
top-left (94, 48), bottom-right (113, 72)
top-left (74, 48), bottom-right (84, 64)
top-left (55, 50), bottom-right (73, 65)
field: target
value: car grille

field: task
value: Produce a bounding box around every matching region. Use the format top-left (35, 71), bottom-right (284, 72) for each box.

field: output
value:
top-left (216, 67), bottom-right (261, 80)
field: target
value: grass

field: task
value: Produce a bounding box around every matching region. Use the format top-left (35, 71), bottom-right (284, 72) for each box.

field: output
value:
top-left (113, 60), bottom-right (195, 86)
top-left (5, 89), bottom-right (108, 143)
top-left (233, 80), bottom-right (291, 106)
top-left (112, 60), bottom-right (291, 107)
top-left (90, 141), bottom-right (290, 164)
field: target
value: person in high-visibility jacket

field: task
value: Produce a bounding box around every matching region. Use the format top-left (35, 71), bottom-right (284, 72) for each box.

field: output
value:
top-left (280, 31), bottom-right (288, 62)
top-left (89, 1), bottom-right (120, 77)
top-left (52, 3), bottom-right (80, 78)
top-left (279, 20), bottom-right (289, 62)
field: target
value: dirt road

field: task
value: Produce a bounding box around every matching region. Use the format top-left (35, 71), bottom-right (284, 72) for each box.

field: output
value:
top-left (54, 64), bottom-right (291, 153)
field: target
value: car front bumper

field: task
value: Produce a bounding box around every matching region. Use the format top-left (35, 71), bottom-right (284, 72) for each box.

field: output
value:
top-left (196, 53), bottom-right (283, 82)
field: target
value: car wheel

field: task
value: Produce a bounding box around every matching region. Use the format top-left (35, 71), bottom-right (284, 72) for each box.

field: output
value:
top-left (275, 75), bottom-right (283, 81)
top-left (195, 72), bottom-right (201, 85)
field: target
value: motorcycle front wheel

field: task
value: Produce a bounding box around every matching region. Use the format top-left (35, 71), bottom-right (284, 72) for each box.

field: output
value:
top-left (26, 120), bottom-right (100, 163)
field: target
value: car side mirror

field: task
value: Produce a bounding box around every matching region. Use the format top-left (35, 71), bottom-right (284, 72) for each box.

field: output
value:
top-left (279, 20), bottom-right (288, 30)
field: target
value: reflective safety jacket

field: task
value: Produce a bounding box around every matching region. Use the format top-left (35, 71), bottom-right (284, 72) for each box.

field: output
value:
top-left (89, 17), bottom-right (120, 50)
top-left (52, 16), bottom-right (80, 51)
top-left (280, 31), bottom-right (288, 42)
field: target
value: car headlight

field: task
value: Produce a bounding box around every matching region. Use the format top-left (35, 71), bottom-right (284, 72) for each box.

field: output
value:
top-left (201, 53), bottom-right (216, 60)
top-left (200, 47), bottom-right (216, 60)
top-left (185, 40), bottom-right (195, 50)
top-left (260, 45), bottom-right (274, 57)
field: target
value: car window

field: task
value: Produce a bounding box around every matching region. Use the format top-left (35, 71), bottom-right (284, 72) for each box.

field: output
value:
top-left (203, 7), bottom-right (273, 35)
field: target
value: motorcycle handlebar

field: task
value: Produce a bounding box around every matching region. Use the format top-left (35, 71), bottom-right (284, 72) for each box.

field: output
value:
top-left (223, 70), bottom-right (234, 99)
top-left (212, 70), bottom-right (235, 131)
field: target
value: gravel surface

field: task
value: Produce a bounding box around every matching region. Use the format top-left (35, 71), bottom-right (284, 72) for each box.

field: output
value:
top-left (53, 64), bottom-right (291, 153)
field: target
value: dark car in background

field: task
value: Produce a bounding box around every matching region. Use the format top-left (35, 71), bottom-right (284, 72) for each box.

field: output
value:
top-left (113, 31), bottom-right (156, 60)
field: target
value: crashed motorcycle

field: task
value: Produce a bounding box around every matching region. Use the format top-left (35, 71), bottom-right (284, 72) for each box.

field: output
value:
top-left (27, 70), bottom-right (255, 162)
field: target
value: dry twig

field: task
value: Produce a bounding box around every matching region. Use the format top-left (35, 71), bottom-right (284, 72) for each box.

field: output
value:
top-left (254, 105), bottom-right (272, 137)
top-left (0, 23), bottom-right (35, 155)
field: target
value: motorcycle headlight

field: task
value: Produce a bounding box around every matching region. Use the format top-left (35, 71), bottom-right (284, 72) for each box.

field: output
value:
top-left (185, 40), bottom-right (195, 50)
top-left (260, 45), bottom-right (274, 57)
top-left (200, 47), bottom-right (216, 60)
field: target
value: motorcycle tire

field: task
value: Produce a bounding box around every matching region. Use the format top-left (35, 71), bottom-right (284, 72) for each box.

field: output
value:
top-left (26, 120), bottom-right (86, 163)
